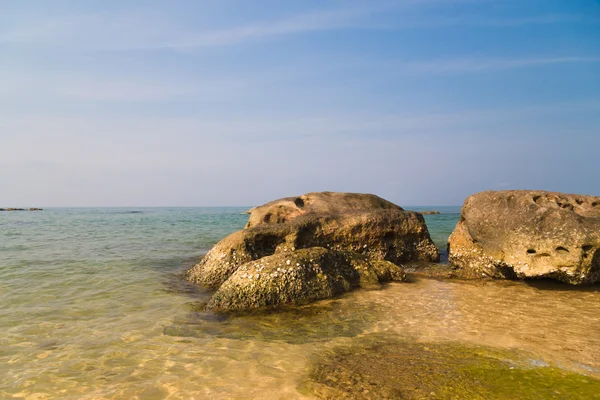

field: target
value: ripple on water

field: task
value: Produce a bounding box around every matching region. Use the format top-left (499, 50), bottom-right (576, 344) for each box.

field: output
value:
top-left (163, 296), bottom-right (384, 344)
top-left (2, 208), bottom-right (600, 399)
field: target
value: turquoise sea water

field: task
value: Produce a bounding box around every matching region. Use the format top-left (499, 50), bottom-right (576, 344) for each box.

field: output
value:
top-left (2, 207), bottom-right (599, 399)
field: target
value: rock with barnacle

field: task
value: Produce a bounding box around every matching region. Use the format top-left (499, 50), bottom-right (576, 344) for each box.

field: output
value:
top-left (187, 192), bottom-right (438, 290)
top-left (206, 247), bottom-right (405, 312)
top-left (187, 191), bottom-right (438, 311)
top-left (448, 190), bottom-right (600, 284)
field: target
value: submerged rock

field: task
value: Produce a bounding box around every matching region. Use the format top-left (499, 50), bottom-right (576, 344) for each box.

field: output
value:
top-left (300, 333), bottom-right (600, 399)
top-left (187, 192), bottom-right (438, 311)
top-left (164, 297), bottom-right (386, 344)
top-left (448, 190), bottom-right (600, 285)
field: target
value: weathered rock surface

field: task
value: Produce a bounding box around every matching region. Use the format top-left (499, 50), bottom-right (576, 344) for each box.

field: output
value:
top-left (187, 192), bottom-right (439, 311)
top-left (207, 247), bottom-right (405, 311)
top-left (187, 208), bottom-right (439, 289)
top-left (245, 191), bottom-right (402, 228)
top-left (448, 190), bottom-right (600, 284)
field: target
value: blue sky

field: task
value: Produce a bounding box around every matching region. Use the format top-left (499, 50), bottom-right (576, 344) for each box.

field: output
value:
top-left (1, 0), bottom-right (599, 206)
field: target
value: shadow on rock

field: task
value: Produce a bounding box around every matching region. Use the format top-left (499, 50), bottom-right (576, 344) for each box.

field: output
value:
top-left (523, 278), bottom-right (600, 292)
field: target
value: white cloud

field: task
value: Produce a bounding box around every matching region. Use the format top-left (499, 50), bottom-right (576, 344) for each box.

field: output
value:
top-left (399, 56), bottom-right (600, 74)
top-left (2, 1), bottom-right (588, 51)
top-left (0, 4), bottom-right (391, 50)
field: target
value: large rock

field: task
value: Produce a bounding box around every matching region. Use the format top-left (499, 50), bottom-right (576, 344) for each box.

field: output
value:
top-left (187, 192), bottom-right (439, 311)
top-left (448, 190), bottom-right (600, 284)
top-left (207, 247), bottom-right (405, 311)
top-left (187, 207), bottom-right (439, 289)
top-left (245, 191), bottom-right (402, 228)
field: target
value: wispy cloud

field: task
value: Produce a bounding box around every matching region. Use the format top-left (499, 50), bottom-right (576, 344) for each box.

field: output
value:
top-left (398, 13), bottom-right (596, 28)
top-left (400, 56), bottom-right (600, 74)
top-left (2, 1), bottom-right (592, 51)
top-left (0, 4), bottom-right (392, 50)
top-left (0, 66), bottom-right (246, 102)
top-left (157, 7), bottom-right (375, 50)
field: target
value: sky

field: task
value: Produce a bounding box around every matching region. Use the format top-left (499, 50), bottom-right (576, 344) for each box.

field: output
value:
top-left (1, 0), bottom-right (599, 207)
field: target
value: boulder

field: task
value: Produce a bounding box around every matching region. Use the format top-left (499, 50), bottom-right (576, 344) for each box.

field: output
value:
top-left (187, 207), bottom-right (439, 289)
top-left (187, 192), bottom-right (439, 311)
top-left (448, 190), bottom-right (600, 284)
top-left (245, 191), bottom-right (402, 228)
top-left (206, 247), bottom-right (405, 311)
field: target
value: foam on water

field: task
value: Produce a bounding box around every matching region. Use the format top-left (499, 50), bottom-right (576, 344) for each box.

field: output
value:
top-left (1, 207), bottom-right (599, 399)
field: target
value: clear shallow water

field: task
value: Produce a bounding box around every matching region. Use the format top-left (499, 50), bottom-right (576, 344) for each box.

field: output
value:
top-left (1, 207), bottom-right (599, 399)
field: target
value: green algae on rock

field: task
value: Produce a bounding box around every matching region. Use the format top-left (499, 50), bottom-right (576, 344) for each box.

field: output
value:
top-left (299, 334), bottom-right (600, 400)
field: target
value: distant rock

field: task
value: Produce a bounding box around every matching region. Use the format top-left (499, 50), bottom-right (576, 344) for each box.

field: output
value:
top-left (0, 207), bottom-right (43, 211)
top-left (448, 190), bottom-right (600, 285)
top-left (417, 210), bottom-right (440, 215)
top-left (188, 192), bottom-right (439, 311)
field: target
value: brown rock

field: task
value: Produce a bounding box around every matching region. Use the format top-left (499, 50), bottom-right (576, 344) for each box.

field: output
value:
top-left (187, 207), bottom-right (439, 289)
top-left (187, 192), bottom-right (439, 311)
top-left (245, 191), bottom-right (403, 228)
top-left (206, 247), bottom-right (405, 312)
top-left (448, 190), bottom-right (600, 284)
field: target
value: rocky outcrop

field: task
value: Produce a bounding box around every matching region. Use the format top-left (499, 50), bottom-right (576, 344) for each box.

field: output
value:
top-left (0, 208), bottom-right (43, 211)
top-left (207, 247), bottom-right (405, 311)
top-left (188, 208), bottom-right (439, 289)
top-left (448, 190), bottom-right (600, 284)
top-left (245, 191), bottom-right (402, 228)
top-left (187, 192), bottom-right (439, 311)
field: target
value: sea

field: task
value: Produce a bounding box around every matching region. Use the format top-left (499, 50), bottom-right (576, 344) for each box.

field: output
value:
top-left (1, 207), bottom-right (599, 399)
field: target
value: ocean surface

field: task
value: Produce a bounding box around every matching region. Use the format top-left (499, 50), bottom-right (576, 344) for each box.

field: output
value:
top-left (1, 207), bottom-right (599, 399)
